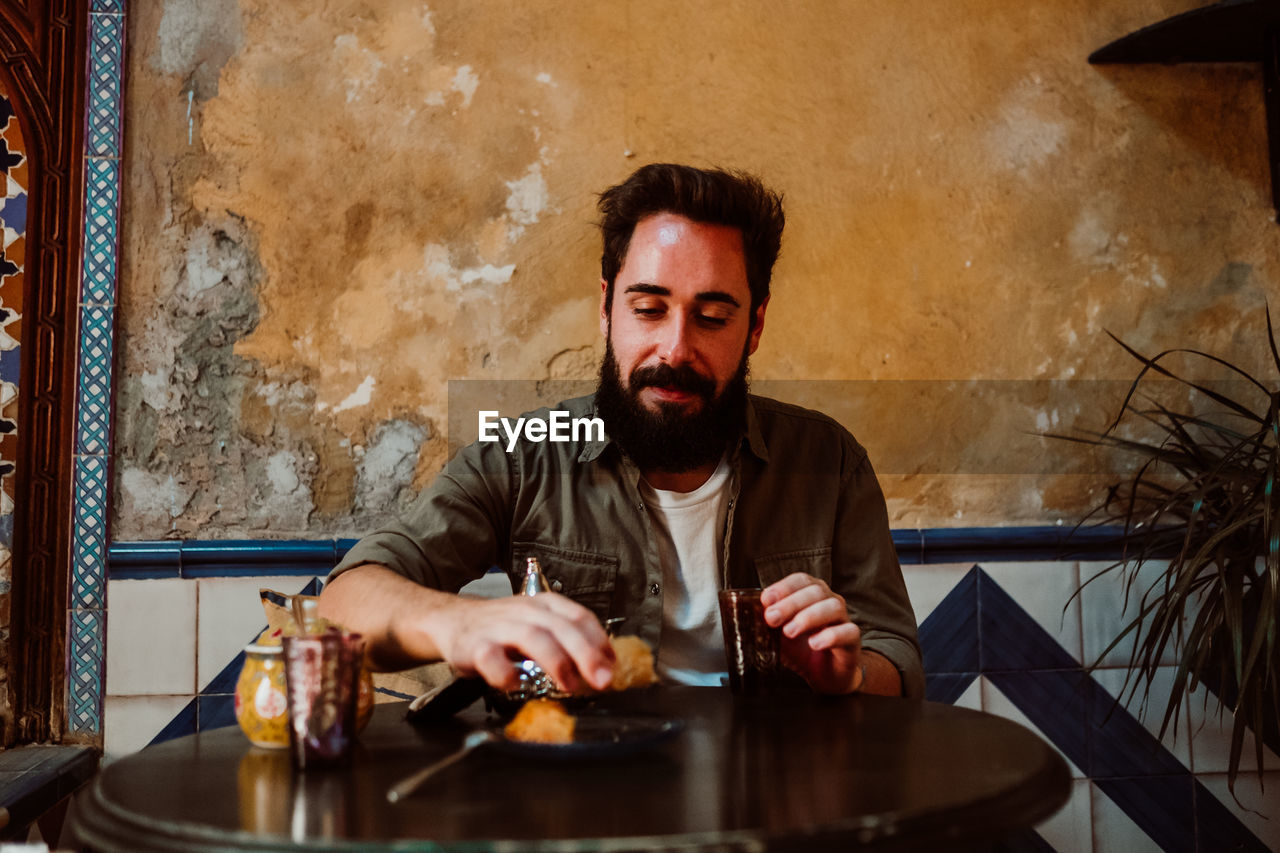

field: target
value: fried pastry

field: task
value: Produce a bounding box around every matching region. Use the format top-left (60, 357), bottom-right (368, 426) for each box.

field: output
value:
top-left (503, 698), bottom-right (576, 744)
top-left (609, 635), bottom-right (658, 691)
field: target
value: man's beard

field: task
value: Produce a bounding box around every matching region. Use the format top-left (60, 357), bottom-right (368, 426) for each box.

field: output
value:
top-left (595, 340), bottom-right (750, 473)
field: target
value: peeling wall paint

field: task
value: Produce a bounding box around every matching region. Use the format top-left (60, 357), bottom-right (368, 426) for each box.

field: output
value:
top-left (116, 0), bottom-right (1280, 538)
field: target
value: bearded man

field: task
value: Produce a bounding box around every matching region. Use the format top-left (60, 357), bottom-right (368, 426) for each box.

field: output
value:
top-left (320, 164), bottom-right (923, 698)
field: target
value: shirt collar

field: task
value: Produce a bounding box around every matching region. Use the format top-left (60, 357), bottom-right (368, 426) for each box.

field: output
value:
top-left (577, 394), bottom-right (771, 465)
top-left (742, 395), bottom-right (770, 463)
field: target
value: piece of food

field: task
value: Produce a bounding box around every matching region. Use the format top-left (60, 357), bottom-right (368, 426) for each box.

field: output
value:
top-left (609, 635), bottom-right (658, 691)
top-left (504, 698), bottom-right (576, 744)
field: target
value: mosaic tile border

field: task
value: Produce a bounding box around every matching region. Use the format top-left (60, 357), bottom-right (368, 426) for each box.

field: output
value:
top-left (69, 2), bottom-right (125, 739)
top-left (67, 607), bottom-right (104, 734)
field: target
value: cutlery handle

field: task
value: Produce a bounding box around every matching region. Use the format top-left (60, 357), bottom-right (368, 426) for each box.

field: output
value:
top-left (387, 732), bottom-right (490, 803)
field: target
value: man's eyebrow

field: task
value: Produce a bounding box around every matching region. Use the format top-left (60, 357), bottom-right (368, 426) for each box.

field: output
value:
top-left (695, 291), bottom-right (741, 308)
top-left (623, 283), bottom-right (670, 296)
top-left (623, 282), bottom-right (741, 308)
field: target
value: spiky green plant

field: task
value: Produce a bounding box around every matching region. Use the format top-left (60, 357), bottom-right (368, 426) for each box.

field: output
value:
top-left (1055, 314), bottom-right (1280, 793)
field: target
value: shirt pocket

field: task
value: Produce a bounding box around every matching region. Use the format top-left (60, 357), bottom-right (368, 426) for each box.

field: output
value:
top-left (510, 541), bottom-right (620, 622)
top-left (752, 547), bottom-right (833, 588)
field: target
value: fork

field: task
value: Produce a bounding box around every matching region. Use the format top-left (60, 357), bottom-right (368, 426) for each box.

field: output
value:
top-left (386, 729), bottom-right (498, 804)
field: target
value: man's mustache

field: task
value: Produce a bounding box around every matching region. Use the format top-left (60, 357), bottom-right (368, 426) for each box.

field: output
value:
top-left (629, 363), bottom-right (716, 398)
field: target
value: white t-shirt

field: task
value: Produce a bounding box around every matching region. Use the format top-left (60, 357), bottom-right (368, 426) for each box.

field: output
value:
top-left (639, 456), bottom-right (732, 686)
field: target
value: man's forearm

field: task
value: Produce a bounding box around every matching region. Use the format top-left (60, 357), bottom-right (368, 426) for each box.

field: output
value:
top-left (860, 649), bottom-right (903, 696)
top-left (318, 563), bottom-right (457, 671)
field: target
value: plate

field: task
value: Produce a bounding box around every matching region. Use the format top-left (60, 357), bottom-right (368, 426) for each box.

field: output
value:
top-left (489, 712), bottom-right (684, 761)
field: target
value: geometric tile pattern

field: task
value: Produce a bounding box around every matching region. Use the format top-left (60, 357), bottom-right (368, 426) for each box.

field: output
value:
top-left (76, 305), bottom-right (114, 455)
top-left (919, 566), bottom-right (1269, 852)
top-left (86, 13), bottom-right (124, 159)
top-left (71, 456), bottom-right (108, 610)
top-left (81, 159), bottom-right (119, 305)
top-left (69, 4), bottom-right (126, 739)
top-left (68, 607), bottom-right (105, 734)
top-left (0, 85), bottom-right (26, 733)
top-left (0, 90), bottom-right (26, 547)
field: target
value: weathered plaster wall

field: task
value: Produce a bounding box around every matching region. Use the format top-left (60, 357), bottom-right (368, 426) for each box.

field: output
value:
top-left (116, 0), bottom-right (1280, 538)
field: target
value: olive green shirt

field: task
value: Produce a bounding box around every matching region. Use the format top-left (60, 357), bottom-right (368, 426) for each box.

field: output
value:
top-left (332, 394), bottom-right (924, 698)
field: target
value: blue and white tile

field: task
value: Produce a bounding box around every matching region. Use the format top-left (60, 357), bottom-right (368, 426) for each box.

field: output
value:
top-left (195, 575), bottom-right (312, 691)
top-left (1089, 782), bottom-right (1164, 853)
top-left (950, 674), bottom-right (982, 712)
top-left (86, 12), bottom-right (125, 158)
top-left (80, 161), bottom-right (120, 307)
top-left (1091, 666), bottom-right (1191, 770)
top-left (900, 562), bottom-right (972, 626)
top-left (1185, 682), bottom-right (1280, 774)
top-left (67, 607), bottom-right (106, 736)
top-left (1078, 560), bottom-right (1178, 669)
top-left (1195, 771), bottom-right (1280, 852)
top-left (105, 578), bottom-right (197, 695)
top-left (979, 561), bottom-right (1082, 665)
top-left (103, 695), bottom-right (192, 763)
top-left (1037, 778), bottom-right (1093, 853)
top-left (75, 304), bottom-right (115, 456)
top-left (71, 454), bottom-right (109, 609)
top-left (981, 676), bottom-right (1086, 778)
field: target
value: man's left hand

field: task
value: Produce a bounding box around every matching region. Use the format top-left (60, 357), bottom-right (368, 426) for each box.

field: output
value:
top-left (760, 573), bottom-right (866, 695)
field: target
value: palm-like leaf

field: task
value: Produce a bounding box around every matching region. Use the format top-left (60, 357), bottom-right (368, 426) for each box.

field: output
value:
top-left (1052, 314), bottom-right (1280, 795)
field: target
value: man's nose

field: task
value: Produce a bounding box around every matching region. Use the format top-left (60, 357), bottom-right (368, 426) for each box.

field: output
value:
top-left (658, 315), bottom-right (694, 365)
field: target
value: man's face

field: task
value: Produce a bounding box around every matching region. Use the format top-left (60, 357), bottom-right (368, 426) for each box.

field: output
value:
top-left (594, 212), bottom-right (768, 473)
top-left (599, 212), bottom-right (767, 414)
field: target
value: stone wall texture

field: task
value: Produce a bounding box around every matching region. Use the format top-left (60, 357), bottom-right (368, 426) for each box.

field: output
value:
top-left (116, 0), bottom-right (1280, 538)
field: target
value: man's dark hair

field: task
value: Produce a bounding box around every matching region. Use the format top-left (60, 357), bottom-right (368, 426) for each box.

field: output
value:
top-left (597, 163), bottom-right (784, 318)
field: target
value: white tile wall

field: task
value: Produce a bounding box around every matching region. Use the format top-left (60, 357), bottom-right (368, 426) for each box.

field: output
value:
top-left (105, 578), bottom-right (197, 696)
top-left (1091, 665), bottom-right (1192, 770)
top-left (103, 694), bottom-right (191, 763)
top-left (1197, 771), bottom-right (1280, 851)
top-left (1078, 560), bottom-right (1178, 669)
top-left (196, 575), bottom-right (317, 691)
top-left (1090, 782), bottom-right (1164, 853)
top-left (1038, 778), bottom-right (1093, 853)
top-left (952, 676), bottom-right (982, 712)
top-left (982, 561), bottom-right (1083, 663)
top-left (981, 676), bottom-right (1086, 778)
top-left (1185, 682), bottom-right (1280, 774)
top-left (900, 562), bottom-right (973, 627)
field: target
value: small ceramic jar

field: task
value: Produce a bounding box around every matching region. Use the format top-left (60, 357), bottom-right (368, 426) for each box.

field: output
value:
top-left (235, 639), bottom-right (376, 749)
top-left (235, 643), bottom-right (290, 749)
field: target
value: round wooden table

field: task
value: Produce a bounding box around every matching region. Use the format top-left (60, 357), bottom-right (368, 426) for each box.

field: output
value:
top-left (70, 686), bottom-right (1070, 851)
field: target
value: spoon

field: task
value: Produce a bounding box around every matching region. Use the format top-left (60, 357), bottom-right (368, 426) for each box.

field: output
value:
top-left (386, 729), bottom-right (498, 803)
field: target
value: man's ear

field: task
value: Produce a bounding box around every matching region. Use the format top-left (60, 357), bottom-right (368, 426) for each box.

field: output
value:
top-left (599, 278), bottom-right (610, 339)
top-left (747, 296), bottom-right (769, 355)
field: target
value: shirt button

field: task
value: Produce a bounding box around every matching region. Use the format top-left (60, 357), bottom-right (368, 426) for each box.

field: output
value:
top-left (550, 580), bottom-right (563, 592)
top-left (649, 583), bottom-right (661, 596)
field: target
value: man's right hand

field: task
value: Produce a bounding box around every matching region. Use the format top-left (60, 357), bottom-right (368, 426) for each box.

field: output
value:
top-left (432, 591), bottom-right (616, 693)
top-left (318, 563), bottom-right (616, 693)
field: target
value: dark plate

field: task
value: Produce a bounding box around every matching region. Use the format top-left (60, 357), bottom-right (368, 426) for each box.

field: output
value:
top-left (489, 712), bottom-right (684, 761)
